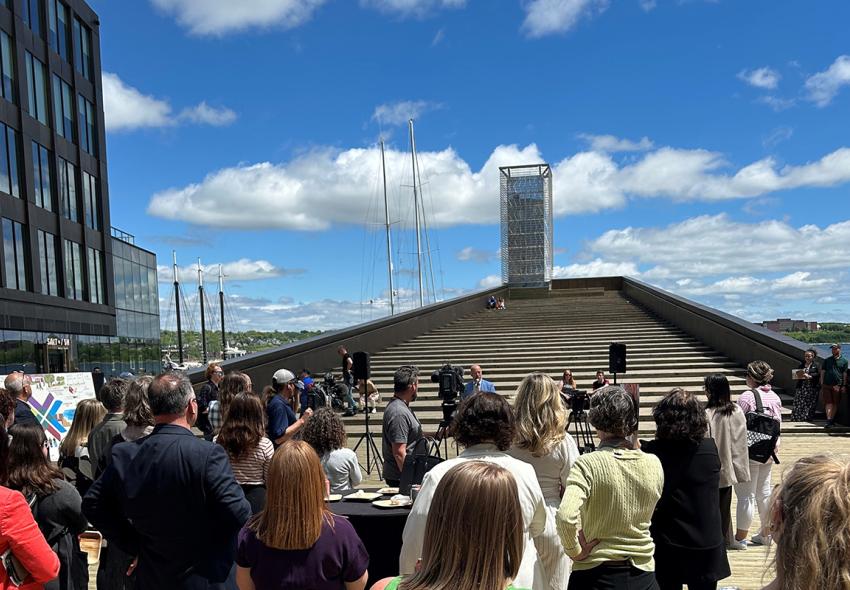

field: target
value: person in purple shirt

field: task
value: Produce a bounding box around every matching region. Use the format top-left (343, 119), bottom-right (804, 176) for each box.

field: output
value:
top-left (236, 440), bottom-right (369, 590)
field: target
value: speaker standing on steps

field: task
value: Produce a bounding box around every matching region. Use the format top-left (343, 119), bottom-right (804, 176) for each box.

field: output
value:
top-left (609, 343), bottom-right (627, 374)
top-left (352, 351), bottom-right (371, 381)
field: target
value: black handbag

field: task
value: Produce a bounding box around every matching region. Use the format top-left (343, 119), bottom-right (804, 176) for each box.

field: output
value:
top-left (399, 438), bottom-right (442, 495)
top-left (745, 389), bottom-right (780, 464)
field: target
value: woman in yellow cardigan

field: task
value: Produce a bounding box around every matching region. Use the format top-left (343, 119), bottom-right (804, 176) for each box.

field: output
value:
top-left (556, 385), bottom-right (664, 590)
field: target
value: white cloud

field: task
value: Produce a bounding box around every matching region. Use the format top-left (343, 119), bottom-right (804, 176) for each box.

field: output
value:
top-left (102, 72), bottom-right (172, 131)
top-left (639, 0), bottom-right (656, 11)
top-left (150, 0), bottom-right (326, 35)
top-left (102, 72), bottom-right (237, 132)
top-left (360, 0), bottom-right (466, 17)
top-left (158, 258), bottom-right (304, 284)
top-left (521, 0), bottom-right (610, 38)
top-left (431, 27), bottom-right (446, 46)
top-left (805, 55), bottom-right (850, 107)
top-left (553, 260), bottom-right (640, 278)
top-left (586, 214), bottom-right (850, 277)
top-left (457, 247), bottom-right (498, 263)
top-left (737, 67), bottom-right (781, 90)
top-left (762, 126), bottom-right (793, 149)
top-left (372, 100), bottom-right (442, 127)
top-left (757, 95), bottom-right (795, 112)
top-left (578, 133), bottom-right (653, 153)
top-left (478, 274), bottom-right (502, 289)
top-left (147, 140), bottom-right (850, 230)
top-left (178, 101), bottom-right (238, 126)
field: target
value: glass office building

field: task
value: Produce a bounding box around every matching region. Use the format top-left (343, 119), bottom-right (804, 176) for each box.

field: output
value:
top-left (0, 1), bottom-right (160, 376)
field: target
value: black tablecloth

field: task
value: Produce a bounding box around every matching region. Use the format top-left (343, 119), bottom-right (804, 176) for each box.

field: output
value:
top-left (329, 489), bottom-right (411, 586)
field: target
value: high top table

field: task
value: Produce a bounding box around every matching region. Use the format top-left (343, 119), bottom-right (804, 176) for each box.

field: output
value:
top-left (329, 489), bottom-right (411, 586)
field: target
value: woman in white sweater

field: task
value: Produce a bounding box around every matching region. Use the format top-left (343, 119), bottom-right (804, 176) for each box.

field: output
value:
top-left (302, 407), bottom-right (362, 493)
top-left (704, 373), bottom-right (750, 549)
top-left (509, 372), bottom-right (580, 590)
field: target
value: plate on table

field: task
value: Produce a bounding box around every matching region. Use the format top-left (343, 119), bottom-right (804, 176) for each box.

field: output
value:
top-left (325, 494), bottom-right (342, 502)
top-left (377, 487), bottom-right (399, 495)
top-left (372, 499), bottom-right (412, 509)
top-left (343, 490), bottom-right (382, 502)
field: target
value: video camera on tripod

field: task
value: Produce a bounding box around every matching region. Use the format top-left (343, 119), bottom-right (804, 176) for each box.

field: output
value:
top-left (562, 387), bottom-right (596, 454)
top-left (307, 372), bottom-right (347, 411)
top-left (431, 363), bottom-right (464, 423)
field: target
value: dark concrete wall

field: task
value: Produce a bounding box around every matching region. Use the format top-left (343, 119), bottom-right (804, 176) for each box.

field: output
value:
top-left (551, 277), bottom-right (624, 291)
top-left (622, 278), bottom-right (809, 393)
top-left (190, 287), bottom-right (507, 387)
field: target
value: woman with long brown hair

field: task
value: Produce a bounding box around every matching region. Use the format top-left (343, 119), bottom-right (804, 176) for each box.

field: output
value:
top-left (217, 392), bottom-right (273, 514)
top-left (235, 440), bottom-right (369, 590)
top-left (208, 371), bottom-right (253, 435)
top-left (372, 461), bottom-right (527, 590)
top-left (7, 424), bottom-right (89, 590)
top-left (509, 372), bottom-right (578, 589)
top-left (57, 399), bottom-right (105, 496)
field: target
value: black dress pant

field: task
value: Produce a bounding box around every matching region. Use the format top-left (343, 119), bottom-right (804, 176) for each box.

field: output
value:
top-left (719, 486), bottom-right (733, 543)
top-left (567, 563), bottom-right (659, 590)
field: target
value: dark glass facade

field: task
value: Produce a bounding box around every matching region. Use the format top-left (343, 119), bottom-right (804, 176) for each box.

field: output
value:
top-left (0, 1), bottom-right (161, 377)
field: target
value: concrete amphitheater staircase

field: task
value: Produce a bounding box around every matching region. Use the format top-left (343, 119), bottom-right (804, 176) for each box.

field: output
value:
top-left (341, 290), bottom-right (804, 444)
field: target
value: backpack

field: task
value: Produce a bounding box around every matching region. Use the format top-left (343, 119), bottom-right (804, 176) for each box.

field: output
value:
top-left (744, 388), bottom-right (780, 464)
top-left (399, 438), bottom-right (443, 495)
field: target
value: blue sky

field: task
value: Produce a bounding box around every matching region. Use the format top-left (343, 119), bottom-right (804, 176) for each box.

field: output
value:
top-left (92, 0), bottom-right (850, 331)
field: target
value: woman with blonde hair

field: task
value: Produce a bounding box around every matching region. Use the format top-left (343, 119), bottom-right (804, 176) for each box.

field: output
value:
top-left (763, 454), bottom-right (850, 590)
top-left (58, 398), bottom-right (105, 496)
top-left (235, 440), bottom-right (368, 590)
top-left (371, 461), bottom-right (527, 590)
top-left (509, 372), bottom-right (579, 589)
top-left (734, 360), bottom-right (783, 548)
top-left (556, 369), bottom-right (577, 392)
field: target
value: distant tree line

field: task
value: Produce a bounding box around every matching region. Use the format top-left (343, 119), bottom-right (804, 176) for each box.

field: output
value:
top-left (785, 323), bottom-right (850, 344)
top-left (160, 329), bottom-right (324, 359)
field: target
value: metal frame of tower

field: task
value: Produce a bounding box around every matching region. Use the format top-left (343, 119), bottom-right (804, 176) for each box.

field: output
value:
top-left (499, 164), bottom-right (553, 288)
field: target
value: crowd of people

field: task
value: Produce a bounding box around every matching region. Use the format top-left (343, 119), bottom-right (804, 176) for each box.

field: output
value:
top-left (0, 346), bottom-right (846, 590)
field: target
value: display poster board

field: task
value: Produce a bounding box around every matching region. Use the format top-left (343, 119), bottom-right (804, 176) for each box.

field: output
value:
top-left (3, 373), bottom-right (97, 459)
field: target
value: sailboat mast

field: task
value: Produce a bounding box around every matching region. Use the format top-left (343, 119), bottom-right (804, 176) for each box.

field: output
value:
top-left (172, 251), bottom-right (184, 365)
top-left (198, 259), bottom-right (208, 364)
top-left (380, 140), bottom-right (395, 315)
top-left (219, 264), bottom-right (226, 359)
top-left (408, 119), bottom-right (424, 308)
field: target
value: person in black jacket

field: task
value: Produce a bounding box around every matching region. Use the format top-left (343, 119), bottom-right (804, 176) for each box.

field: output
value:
top-left (642, 388), bottom-right (731, 590)
top-left (7, 423), bottom-right (90, 590)
top-left (83, 373), bottom-right (251, 590)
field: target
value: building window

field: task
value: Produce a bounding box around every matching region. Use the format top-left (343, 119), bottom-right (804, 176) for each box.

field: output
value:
top-left (31, 142), bottom-right (52, 211)
top-left (37, 229), bottom-right (58, 296)
top-left (25, 52), bottom-right (48, 126)
top-left (47, 1), bottom-right (70, 62)
top-left (2, 218), bottom-right (27, 290)
top-left (22, 0), bottom-right (42, 37)
top-left (0, 124), bottom-right (20, 198)
top-left (57, 157), bottom-right (77, 222)
top-left (0, 31), bottom-right (14, 103)
top-left (72, 18), bottom-right (91, 80)
top-left (82, 171), bottom-right (99, 230)
top-left (77, 95), bottom-right (95, 154)
top-left (51, 75), bottom-right (74, 141)
top-left (87, 247), bottom-right (103, 304)
top-left (63, 239), bottom-right (83, 300)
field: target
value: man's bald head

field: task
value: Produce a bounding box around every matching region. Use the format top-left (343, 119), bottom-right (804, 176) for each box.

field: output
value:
top-left (4, 372), bottom-right (31, 401)
top-left (469, 365), bottom-right (483, 380)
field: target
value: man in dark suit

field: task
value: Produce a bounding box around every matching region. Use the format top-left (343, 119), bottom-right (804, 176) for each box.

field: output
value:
top-left (5, 372), bottom-right (39, 428)
top-left (83, 373), bottom-right (251, 590)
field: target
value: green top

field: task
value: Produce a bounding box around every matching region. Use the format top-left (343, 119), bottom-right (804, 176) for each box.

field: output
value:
top-left (556, 446), bottom-right (664, 572)
top-left (383, 577), bottom-right (527, 590)
top-left (822, 355), bottom-right (848, 386)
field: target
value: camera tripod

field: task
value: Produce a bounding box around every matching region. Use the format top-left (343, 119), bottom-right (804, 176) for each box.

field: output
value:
top-left (566, 407), bottom-right (596, 454)
top-left (429, 401), bottom-right (459, 459)
top-left (352, 404), bottom-right (382, 478)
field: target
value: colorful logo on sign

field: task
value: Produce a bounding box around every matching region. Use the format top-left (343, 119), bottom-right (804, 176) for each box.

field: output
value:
top-left (27, 394), bottom-right (67, 440)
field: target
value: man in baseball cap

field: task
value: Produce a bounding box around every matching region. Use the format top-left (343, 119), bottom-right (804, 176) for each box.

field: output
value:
top-left (267, 368), bottom-right (312, 446)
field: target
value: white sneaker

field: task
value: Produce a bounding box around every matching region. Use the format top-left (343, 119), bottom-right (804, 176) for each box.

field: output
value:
top-left (726, 540), bottom-right (747, 551)
top-left (370, 408), bottom-right (377, 414)
top-left (751, 533), bottom-right (772, 546)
